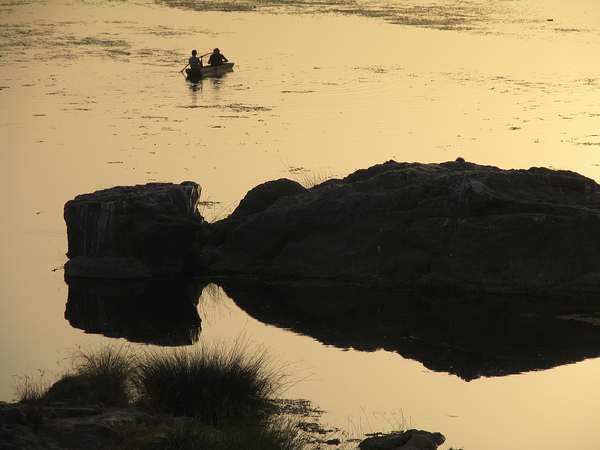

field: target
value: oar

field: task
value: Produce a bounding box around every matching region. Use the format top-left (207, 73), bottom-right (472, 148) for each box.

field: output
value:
top-left (181, 52), bottom-right (212, 73)
top-left (199, 52), bottom-right (211, 66)
top-left (181, 52), bottom-right (211, 70)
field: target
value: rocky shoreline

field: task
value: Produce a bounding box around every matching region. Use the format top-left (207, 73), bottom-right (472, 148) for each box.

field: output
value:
top-left (0, 400), bottom-right (446, 450)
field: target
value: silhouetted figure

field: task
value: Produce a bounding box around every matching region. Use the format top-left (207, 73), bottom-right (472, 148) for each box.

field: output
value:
top-left (208, 48), bottom-right (228, 66)
top-left (189, 50), bottom-right (202, 69)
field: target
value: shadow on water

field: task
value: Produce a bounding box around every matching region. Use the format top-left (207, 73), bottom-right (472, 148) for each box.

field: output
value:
top-left (64, 276), bottom-right (206, 346)
top-left (211, 278), bottom-right (600, 381)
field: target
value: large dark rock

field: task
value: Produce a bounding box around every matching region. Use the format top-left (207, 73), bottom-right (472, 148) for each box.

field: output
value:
top-left (64, 182), bottom-right (206, 276)
top-left (211, 161), bottom-right (600, 295)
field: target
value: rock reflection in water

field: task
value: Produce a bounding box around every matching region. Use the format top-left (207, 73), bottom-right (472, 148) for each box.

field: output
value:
top-left (65, 276), bottom-right (205, 346)
top-left (213, 278), bottom-right (600, 381)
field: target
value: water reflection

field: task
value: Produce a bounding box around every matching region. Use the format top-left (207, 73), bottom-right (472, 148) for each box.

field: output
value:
top-left (64, 276), bottom-right (205, 346)
top-left (211, 278), bottom-right (600, 381)
top-left (63, 272), bottom-right (600, 378)
top-left (188, 79), bottom-right (203, 94)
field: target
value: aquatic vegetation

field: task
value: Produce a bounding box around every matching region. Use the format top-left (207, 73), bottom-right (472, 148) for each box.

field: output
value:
top-left (155, 0), bottom-right (515, 32)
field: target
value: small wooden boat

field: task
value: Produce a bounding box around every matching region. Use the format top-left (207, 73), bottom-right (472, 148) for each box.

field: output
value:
top-left (186, 62), bottom-right (235, 80)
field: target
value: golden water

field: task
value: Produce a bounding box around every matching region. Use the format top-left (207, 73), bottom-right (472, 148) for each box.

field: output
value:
top-left (1, 0), bottom-right (599, 448)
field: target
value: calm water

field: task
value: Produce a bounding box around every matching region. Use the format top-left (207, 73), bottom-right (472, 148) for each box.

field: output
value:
top-left (1, 0), bottom-right (600, 448)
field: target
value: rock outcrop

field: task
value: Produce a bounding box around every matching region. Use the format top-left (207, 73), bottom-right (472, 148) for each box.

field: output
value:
top-left (210, 160), bottom-right (600, 295)
top-left (1, 399), bottom-right (446, 450)
top-left (62, 161), bottom-right (600, 296)
top-left (64, 182), bottom-right (206, 276)
top-left (0, 401), bottom-right (160, 450)
top-left (359, 430), bottom-right (446, 450)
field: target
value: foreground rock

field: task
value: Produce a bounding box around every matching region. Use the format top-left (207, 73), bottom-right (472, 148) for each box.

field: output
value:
top-left (2, 399), bottom-right (441, 450)
top-left (210, 160), bottom-right (600, 295)
top-left (0, 401), bottom-right (160, 450)
top-left (359, 430), bottom-right (446, 450)
top-left (64, 182), bottom-right (206, 276)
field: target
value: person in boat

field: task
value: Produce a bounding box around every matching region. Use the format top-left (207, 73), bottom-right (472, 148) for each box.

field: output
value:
top-left (208, 48), bottom-right (228, 66)
top-left (189, 50), bottom-right (202, 69)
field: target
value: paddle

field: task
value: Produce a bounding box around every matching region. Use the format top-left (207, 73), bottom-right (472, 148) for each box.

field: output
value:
top-left (180, 52), bottom-right (212, 73)
top-left (199, 51), bottom-right (212, 66)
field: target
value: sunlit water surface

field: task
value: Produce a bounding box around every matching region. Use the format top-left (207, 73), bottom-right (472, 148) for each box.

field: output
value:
top-left (1, 0), bottom-right (599, 448)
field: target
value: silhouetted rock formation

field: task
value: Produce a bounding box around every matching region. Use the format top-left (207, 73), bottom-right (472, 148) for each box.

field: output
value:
top-left (63, 162), bottom-right (600, 296)
top-left (210, 160), bottom-right (600, 295)
top-left (64, 182), bottom-right (206, 276)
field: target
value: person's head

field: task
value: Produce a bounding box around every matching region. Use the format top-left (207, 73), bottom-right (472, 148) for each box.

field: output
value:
top-left (192, 50), bottom-right (197, 56)
top-left (213, 48), bottom-right (220, 53)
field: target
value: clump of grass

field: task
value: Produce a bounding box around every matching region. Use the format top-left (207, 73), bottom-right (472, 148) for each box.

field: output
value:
top-left (134, 339), bottom-right (288, 425)
top-left (278, 157), bottom-right (341, 189)
top-left (286, 165), bottom-right (337, 189)
top-left (198, 197), bottom-right (235, 223)
top-left (12, 368), bottom-right (54, 404)
top-left (228, 418), bottom-right (306, 450)
top-left (116, 422), bottom-right (161, 450)
top-left (11, 368), bottom-right (54, 424)
top-left (44, 342), bottom-right (135, 407)
top-left (144, 418), bottom-right (306, 450)
top-left (12, 340), bottom-right (314, 449)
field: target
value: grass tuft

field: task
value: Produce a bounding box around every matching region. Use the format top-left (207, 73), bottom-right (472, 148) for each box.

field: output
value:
top-left (144, 418), bottom-right (306, 450)
top-left (134, 339), bottom-right (288, 425)
top-left (43, 342), bottom-right (135, 407)
top-left (285, 165), bottom-right (337, 189)
top-left (12, 368), bottom-right (54, 404)
top-left (277, 158), bottom-right (341, 189)
top-left (12, 339), bottom-right (311, 450)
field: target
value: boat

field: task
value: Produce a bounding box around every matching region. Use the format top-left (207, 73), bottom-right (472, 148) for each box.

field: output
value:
top-left (185, 62), bottom-right (235, 80)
